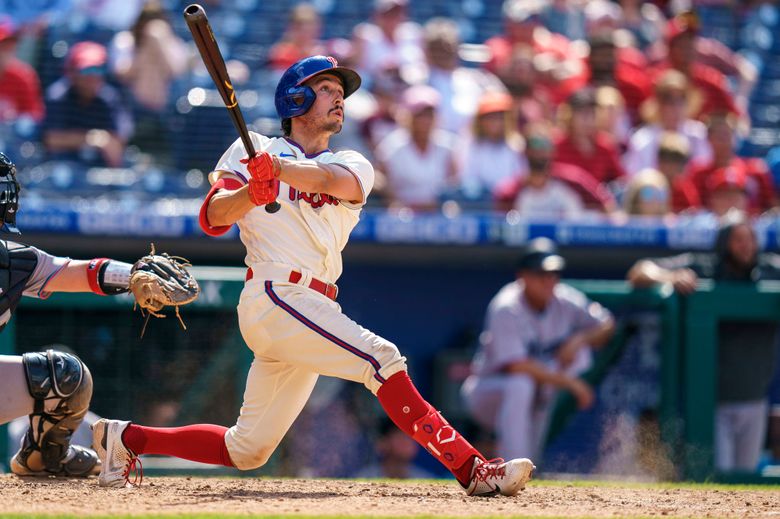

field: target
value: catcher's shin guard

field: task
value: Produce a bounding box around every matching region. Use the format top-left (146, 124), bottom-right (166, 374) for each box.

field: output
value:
top-left (411, 408), bottom-right (480, 473)
top-left (11, 349), bottom-right (98, 476)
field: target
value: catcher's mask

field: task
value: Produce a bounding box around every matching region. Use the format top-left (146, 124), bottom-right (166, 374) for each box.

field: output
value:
top-left (0, 153), bottom-right (21, 235)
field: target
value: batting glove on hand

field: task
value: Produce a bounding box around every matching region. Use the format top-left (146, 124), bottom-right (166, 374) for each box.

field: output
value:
top-left (240, 152), bottom-right (281, 206)
top-left (241, 151), bottom-right (280, 181)
top-left (247, 178), bottom-right (279, 206)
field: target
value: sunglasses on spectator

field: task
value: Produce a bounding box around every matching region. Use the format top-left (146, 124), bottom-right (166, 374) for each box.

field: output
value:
top-left (658, 151), bottom-right (688, 163)
top-left (526, 136), bottom-right (553, 151)
top-left (658, 93), bottom-right (686, 104)
top-left (638, 186), bottom-right (669, 203)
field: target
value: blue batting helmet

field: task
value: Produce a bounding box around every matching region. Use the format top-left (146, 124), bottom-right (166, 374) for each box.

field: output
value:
top-left (274, 55), bottom-right (362, 120)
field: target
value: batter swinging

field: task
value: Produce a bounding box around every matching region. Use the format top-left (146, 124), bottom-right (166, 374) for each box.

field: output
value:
top-left (93, 56), bottom-right (535, 496)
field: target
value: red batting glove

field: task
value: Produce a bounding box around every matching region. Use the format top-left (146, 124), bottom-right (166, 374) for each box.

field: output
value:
top-left (240, 152), bottom-right (281, 206)
top-left (240, 151), bottom-right (280, 182)
top-left (247, 178), bottom-right (279, 206)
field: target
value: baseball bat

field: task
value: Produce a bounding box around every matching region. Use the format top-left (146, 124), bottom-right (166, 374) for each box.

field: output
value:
top-left (183, 4), bottom-right (281, 214)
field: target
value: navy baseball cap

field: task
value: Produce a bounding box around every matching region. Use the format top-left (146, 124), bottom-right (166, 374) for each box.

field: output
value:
top-left (517, 238), bottom-right (566, 273)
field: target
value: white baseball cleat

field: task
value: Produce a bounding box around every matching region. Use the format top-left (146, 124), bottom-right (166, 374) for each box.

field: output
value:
top-left (465, 457), bottom-right (536, 497)
top-left (91, 419), bottom-right (142, 488)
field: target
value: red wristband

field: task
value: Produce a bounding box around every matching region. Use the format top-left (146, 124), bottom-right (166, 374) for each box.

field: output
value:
top-left (87, 258), bottom-right (109, 295)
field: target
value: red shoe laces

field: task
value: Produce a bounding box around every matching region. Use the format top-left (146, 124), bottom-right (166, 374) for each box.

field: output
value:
top-left (474, 458), bottom-right (507, 482)
top-left (123, 455), bottom-right (143, 487)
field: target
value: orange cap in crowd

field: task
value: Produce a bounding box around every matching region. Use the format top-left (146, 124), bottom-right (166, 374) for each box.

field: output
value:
top-left (477, 92), bottom-right (513, 116)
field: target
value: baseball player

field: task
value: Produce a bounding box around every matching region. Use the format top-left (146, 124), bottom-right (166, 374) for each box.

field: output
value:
top-left (93, 55), bottom-right (535, 496)
top-left (0, 152), bottom-right (196, 477)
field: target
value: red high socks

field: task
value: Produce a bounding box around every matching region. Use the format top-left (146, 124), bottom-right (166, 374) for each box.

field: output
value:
top-left (122, 423), bottom-right (234, 467)
top-left (377, 371), bottom-right (481, 486)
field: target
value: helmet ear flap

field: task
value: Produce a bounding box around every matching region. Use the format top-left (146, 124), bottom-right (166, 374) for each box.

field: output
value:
top-left (281, 85), bottom-right (317, 118)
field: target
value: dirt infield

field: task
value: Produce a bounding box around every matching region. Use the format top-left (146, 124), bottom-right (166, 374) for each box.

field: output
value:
top-left (0, 474), bottom-right (778, 517)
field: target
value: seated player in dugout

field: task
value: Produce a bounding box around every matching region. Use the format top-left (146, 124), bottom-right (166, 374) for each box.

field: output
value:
top-left (461, 238), bottom-right (615, 462)
top-left (92, 55), bottom-right (536, 496)
top-left (0, 153), bottom-right (179, 477)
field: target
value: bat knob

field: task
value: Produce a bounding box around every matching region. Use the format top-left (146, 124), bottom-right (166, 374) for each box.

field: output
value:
top-left (265, 201), bottom-right (281, 214)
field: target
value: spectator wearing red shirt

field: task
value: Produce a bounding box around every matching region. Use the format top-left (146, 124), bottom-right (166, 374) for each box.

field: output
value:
top-left (268, 4), bottom-right (326, 72)
top-left (486, 0), bottom-right (582, 104)
top-left (495, 121), bottom-right (616, 214)
top-left (0, 20), bottom-right (43, 122)
top-left (689, 114), bottom-right (777, 215)
top-left (498, 44), bottom-right (555, 130)
top-left (646, 11), bottom-right (757, 114)
top-left (651, 11), bottom-right (739, 119)
top-left (559, 31), bottom-right (651, 122)
top-left (656, 132), bottom-right (700, 213)
top-left (702, 166), bottom-right (750, 218)
top-left (553, 88), bottom-right (626, 185)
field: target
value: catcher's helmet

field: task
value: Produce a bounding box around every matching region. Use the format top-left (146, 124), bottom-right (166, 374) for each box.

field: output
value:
top-left (274, 55), bottom-right (361, 120)
top-left (0, 153), bottom-right (20, 235)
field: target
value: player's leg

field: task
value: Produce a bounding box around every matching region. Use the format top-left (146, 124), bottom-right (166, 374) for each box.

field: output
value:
top-left (732, 399), bottom-right (769, 471)
top-left (462, 374), bottom-right (537, 460)
top-left (4, 350), bottom-right (99, 476)
top-left (259, 283), bottom-right (534, 496)
top-left (0, 355), bottom-right (35, 423)
top-left (93, 356), bottom-right (318, 487)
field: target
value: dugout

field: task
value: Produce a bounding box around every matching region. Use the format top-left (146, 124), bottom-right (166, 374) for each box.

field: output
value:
top-left (1, 265), bottom-right (778, 483)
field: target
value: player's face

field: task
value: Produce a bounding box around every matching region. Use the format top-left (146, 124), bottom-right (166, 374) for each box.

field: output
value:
top-left (301, 74), bottom-right (345, 134)
top-left (522, 271), bottom-right (559, 307)
top-left (726, 224), bottom-right (758, 267)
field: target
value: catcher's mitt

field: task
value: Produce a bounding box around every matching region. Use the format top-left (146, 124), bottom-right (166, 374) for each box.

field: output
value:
top-left (129, 244), bottom-right (200, 336)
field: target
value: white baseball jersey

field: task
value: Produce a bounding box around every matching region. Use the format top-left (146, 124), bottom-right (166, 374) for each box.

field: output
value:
top-left (208, 132), bottom-right (407, 470)
top-left (212, 132), bottom-right (375, 284)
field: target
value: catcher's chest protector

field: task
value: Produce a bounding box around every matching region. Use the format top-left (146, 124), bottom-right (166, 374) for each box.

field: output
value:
top-left (0, 240), bottom-right (38, 331)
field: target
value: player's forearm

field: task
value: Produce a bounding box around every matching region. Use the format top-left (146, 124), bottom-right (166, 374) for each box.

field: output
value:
top-left (43, 130), bottom-right (89, 152)
top-left (627, 260), bottom-right (673, 287)
top-left (44, 259), bottom-right (131, 294)
top-left (206, 186), bottom-right (256, 227)
top-left (278, 160), bottom-right (362, 202)
top-left (577, 319), bottom-right (616, 349)
top-left (44, 129), bottom-right (120, 153)
top-left (502, 359), bottom-right (572, 389)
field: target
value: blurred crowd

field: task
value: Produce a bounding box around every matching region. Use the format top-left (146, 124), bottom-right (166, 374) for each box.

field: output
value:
top-left (0, 0), bottom-right (779, 219)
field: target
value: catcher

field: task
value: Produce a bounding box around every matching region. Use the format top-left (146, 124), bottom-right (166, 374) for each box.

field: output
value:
top-left (0, 152), bottom-right (198, 477)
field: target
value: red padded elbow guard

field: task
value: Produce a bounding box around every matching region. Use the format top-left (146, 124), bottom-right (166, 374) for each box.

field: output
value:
top-left (199, 177), bottom-right (243, 236)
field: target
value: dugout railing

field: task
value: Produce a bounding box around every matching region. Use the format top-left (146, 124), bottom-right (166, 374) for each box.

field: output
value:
top-left (0, 269), bottom-right (778, 483)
